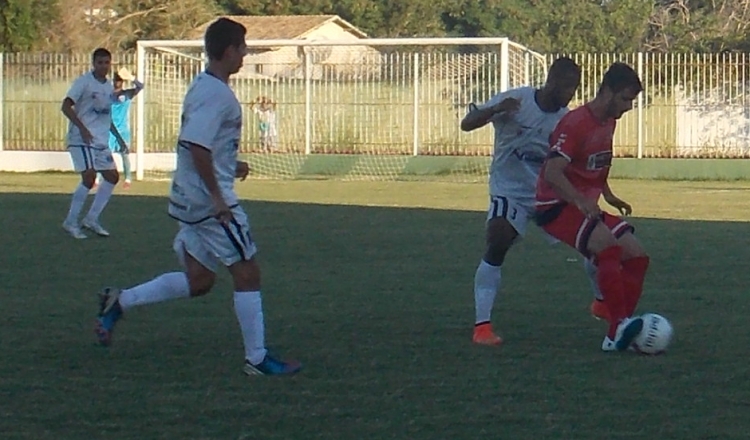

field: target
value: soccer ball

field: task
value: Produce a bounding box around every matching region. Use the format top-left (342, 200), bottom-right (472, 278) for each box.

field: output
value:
top-left (632, 313), bottom-right (673, 355)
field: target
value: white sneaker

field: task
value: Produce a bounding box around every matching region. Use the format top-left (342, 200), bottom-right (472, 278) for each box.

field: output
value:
top-left (62, 221), bottom-right (87, 239)
top-left (82, 218), bottom-right (110, 237)
top-left (601, 336), bottom-right (616, 352)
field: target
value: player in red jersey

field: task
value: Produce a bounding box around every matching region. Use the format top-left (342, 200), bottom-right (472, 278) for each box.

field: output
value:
top-left (534, 62), bottom-right (649, 352)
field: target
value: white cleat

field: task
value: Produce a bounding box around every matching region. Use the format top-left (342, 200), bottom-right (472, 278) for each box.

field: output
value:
top-left (82, 218), bottom-right (110, 237)
top-left (62, 221), bottom-right (87, 239)
top-left (601, 336), bottom-right (616, 352)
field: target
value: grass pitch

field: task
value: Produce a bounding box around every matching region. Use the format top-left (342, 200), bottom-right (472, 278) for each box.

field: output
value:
top-left (1, 174), bottom-right (749, 439)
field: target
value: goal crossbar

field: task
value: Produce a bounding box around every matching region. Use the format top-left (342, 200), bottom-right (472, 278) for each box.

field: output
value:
top-left (134, 37), bottom-right (547, 181)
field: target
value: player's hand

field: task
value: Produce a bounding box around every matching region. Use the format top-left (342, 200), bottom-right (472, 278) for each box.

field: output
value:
top-left (118, 67), bottom-right (135, 81)
top-left (212, 196), bottom-right (233, 224)
top-left (604, 194), bottom-right (632, 216)
top-left (575, 198), bottom-right (602, 220)
top-left (492, 97), bottom-right (520, 117)
top-left (235, 161), bottom-right (250, 181)
top-left (81, 127), bottom-right (94, 145)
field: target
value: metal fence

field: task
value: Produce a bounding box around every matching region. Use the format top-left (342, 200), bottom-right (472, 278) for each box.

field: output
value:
top-left (2, 47), bottom-right (750, 159)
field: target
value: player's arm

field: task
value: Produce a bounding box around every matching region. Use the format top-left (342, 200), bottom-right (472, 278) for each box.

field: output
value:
top-left (235, 161), bottom-right (250, 181)
top-left (602, 180), bottom-right (632, 215)
top-left (180, 97), bottom-right (232, 221)
top-left (542, 127), bottom-right (601, 219)
top-left (460, 93), bottom-right (520, 132)
top-left (110, 123), bottom-right (128, 151)
top-left (119, 79), bottom-right (144, 100)
top-left (61, 78), bottom-right (93, 144)
top-left (188, 144), bottom-right (231, 220)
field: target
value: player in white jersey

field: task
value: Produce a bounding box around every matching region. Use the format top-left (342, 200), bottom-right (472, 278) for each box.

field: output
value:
top-left (93, 18), bottom-right (301, 376)
top-left (61, 48), bottom-right (134, 239)
top-left (461, 58), bottom-right (606, 346)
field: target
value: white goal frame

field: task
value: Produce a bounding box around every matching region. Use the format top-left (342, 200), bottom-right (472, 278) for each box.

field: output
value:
top-left (134, 37), bottom-right (547, 181)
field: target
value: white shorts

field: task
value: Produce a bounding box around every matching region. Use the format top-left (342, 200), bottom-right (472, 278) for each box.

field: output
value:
top-left (68, 145), bottom-right (116, 172)
top-left (173, 206), bottom-right (257, 273)
top-left (486, 195), bottom-right (535, 236)
top-left (486, 195), bottom-right (560, 245)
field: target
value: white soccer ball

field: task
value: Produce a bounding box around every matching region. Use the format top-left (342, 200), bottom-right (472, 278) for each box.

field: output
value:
top-left (633, 313), bottom-right (673, 355)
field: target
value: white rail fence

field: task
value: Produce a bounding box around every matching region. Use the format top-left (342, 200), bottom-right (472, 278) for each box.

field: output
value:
top-left (1, 40), bottom-right (749, 178)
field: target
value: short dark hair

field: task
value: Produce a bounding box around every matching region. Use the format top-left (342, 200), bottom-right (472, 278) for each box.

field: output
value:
top-left (548, 57), bottom-right (581, 79)
top-left (599, 62), bottom-right (642, 95)
top-left (92, 48), bottom-right (111, 62)
top-left (205, 18), bottom-right (247, 61)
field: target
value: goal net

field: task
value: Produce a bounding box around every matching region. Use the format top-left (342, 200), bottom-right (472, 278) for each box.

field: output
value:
top-left (134, 38), bottom-right (547, 182)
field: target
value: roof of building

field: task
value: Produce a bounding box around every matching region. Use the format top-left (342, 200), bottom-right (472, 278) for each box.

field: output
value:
top-left (190, 15), bottom-right (368, 40)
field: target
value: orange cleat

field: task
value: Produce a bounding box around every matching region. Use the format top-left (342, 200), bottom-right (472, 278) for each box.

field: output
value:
top-left (472, 322), bottom-right (503, 346)
top-left (590, 299), bottom-right (610, 321)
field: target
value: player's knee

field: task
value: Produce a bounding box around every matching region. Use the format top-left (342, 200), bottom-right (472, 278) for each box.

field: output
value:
top-left (102, 170), bottom-right (120, 185)
top-left (483, 244), bottom-right (509, 266)
top-left (81, 170), bottom-right (96, 188)
top-left (619, 236), bottom-right (647, 260)
top-left (230, 258), bottom-right (261, 292)
top-left (187, 272), bottom-right (215, 297)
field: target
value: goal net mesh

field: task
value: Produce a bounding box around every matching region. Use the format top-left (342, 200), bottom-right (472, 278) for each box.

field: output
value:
top-left (135, 39), bottom-right (547, 182)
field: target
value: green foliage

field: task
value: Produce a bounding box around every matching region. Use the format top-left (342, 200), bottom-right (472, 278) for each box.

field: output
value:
top-left (5, 0), bottom-right (750, 52)
top-left (0, 0), bottom-right (57, 51)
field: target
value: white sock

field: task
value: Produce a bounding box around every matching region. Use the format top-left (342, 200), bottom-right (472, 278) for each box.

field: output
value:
top-left (119, 272), bottom-right (190, 310)
top-left (584, 258), bottom-right (603, 301)
top-left (65, 184), bottom-right (90, 224)
top-left (233, 291), bottom-right (268, 365)
top-left (85, 180), bottom-right (115, 222)
top-left (474, 260), bottom-right (502, 324)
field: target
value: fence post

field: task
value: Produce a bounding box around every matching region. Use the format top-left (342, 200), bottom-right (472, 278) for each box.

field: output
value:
top-left (637, 52), bottom-right (644, 159)
top-left (304, 47), bottom-right (312, 155)
top-left (135, 43), bottom-right (146, 181)
top-left (499, 39), bottom-right (510, 92)
top-left (0, 53), bottom-right (4, 152)
top-left (412, 52), bottom-right (420, 156)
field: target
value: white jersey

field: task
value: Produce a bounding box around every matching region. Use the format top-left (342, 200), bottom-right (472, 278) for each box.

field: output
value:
top-left (65, 72), bottom-right (116, 149)
top-left (168, 72), bottom-right (242, 223)
top-left (477, 86), bottom-right (568, 202)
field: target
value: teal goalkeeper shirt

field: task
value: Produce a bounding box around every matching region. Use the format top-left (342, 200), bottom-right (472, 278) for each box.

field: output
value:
top-left (108, 95), bottom-right (132, 150)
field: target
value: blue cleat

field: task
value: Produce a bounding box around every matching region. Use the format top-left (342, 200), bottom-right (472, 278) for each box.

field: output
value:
top-left (614, 317), bottom-right (644, 351)
top-left (95, 287), bottom-right (123, 346)
top-left (243, 354), bottom-right (302, 376)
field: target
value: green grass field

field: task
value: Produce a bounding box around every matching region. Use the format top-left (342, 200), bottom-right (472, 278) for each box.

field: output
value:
top-left (1, 174), bottom-right (749, 439)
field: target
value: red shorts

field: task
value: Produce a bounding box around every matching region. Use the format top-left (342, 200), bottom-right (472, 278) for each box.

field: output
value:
top-left (535, 203), bottom-right (634, 258)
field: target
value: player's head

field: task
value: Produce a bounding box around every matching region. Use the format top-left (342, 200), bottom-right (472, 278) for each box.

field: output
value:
top-left (543, 57), bottom-right (581, 109)
top-left (598, 62), bottom-right (643, 120)
top-left (91, 48), bottom-right (112, 77)
top-left (113, 72), bottom-right (123, 88)
top-left (205, 17), bottom-right (247, 74)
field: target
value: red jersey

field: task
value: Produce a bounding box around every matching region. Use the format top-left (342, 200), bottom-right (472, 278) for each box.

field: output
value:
top-left (535, 104), bottom-right (615, 206)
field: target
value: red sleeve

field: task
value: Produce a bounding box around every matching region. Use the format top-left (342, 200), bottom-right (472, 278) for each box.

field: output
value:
top-left (548, 112), bottom-right (584, 163)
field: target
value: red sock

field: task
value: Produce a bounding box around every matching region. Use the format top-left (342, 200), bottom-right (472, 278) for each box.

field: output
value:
top-left (621, 256), bottom-right (650, 316)
top-left (594, 245), bottom-right (626, 338)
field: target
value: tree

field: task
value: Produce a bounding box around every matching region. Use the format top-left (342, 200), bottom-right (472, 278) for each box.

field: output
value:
top-left (0, 0), bottom-right (58, 51)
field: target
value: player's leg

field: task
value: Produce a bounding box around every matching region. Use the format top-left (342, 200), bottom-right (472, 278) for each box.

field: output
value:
top-left (82, 149), bottom-right (119, 236)
top-left (201, 207), bottom-right (301, 375)
top-left (615, 231), bottom-right (649, 317)
top-left (585, 219), bottom-right (644, 351)
top-left (538, 204), bottom-right (642, 351)
top-left (63, 146), bottom-right (96, 239)
top-left (473, 196), bottom-right (525, 346)
top-left (94, 226), bottom-right (217, 346)
top-left (120, 148), bottom-right (132, 188)
top-left (584, 258), bottom-right (608, 320)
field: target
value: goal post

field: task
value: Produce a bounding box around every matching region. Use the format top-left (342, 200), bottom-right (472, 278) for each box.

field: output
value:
top-left (134, 37), bottom-right (547, 182)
